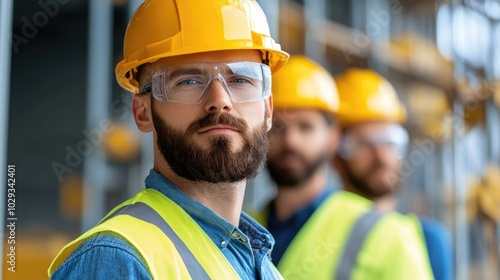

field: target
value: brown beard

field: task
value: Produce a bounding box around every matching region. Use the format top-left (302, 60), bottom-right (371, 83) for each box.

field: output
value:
top-left (342, 158), bottom-right (400, 199)
top-left (151, 100), bottom-right (269, 183)
top-left (267, 148), bottom-right (329, 188)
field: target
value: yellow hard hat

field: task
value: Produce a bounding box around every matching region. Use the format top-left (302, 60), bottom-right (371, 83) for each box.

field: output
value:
top-left (272, 55), bottom-right (339, 114)
top-left (115, 0), bottom-right (289, 94)
top-left (335, 68), bottom-right (406, 126)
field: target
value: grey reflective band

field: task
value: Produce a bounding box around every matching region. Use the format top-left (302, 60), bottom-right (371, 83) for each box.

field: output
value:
top-left (334, 209), bottom-right (384, 280)
top-left (101, 202), bottom-right (211, 280)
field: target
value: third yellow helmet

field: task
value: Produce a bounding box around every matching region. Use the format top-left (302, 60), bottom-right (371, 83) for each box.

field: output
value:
top-left (335, 68), bottom-right (406, 126)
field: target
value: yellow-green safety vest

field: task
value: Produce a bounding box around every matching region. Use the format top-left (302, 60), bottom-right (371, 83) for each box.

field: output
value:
top-left (254, 191), bottom-right (434, 280)
top-left (49, 188), bottom-right (277, 279)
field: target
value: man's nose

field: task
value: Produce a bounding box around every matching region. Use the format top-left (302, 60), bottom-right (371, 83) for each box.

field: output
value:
top-left (281, 126), bottom-right (303, 148)
top-left (203, 76), bottom-right (233, 113)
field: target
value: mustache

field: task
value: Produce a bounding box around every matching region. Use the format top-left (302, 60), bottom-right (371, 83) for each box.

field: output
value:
top-left (276, 148), bottom-right (307, 163)
top-left (186, 113), bottom-right (249, 135)
top-left (367, 160), bottom-right (389, 174)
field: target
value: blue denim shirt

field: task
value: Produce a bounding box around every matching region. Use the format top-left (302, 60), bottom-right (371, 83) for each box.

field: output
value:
top-left (52, 170), bottom-right (279, 280)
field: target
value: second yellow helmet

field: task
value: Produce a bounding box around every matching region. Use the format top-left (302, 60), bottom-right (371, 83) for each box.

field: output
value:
top-left (272, 55), bottom-right (339, 114)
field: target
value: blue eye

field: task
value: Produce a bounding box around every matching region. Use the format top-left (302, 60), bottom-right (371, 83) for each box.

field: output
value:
top-left (178, 79), bottom-right (199, 85)
top-left (228, 75), bottom-right (254, 84)
top-left (233, 78), bottom-right (249, 83)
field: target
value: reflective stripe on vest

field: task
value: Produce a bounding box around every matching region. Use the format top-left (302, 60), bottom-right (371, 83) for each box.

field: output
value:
top-left (101, 202), bottom-right (210, 280)
top-left (334, 209), bottom-right (384, 280)
top-left (48, 188), bottom-right (241, 279)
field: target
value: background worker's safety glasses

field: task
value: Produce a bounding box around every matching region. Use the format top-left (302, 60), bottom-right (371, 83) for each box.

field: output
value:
top-left (339, 124), bottom-right (409, 159)
top-left (144, 61), bottom-right (272, 104)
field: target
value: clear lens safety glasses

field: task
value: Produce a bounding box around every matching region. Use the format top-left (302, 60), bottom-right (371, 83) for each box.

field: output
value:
top-left (339, 124), bottom-right (409, 159)
top-left (145, 61), bottom-right (271, 104)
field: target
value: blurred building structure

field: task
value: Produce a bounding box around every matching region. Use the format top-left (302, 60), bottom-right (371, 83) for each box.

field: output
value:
top-left (1, 0), bottom-right (499, 279)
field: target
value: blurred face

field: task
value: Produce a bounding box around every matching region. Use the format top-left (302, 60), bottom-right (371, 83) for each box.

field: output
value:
top-left (341, 122), bottom-right (406, 198)
top-left (138, 50), bottom-right (273, 183)
top-left (267, 109), bottom-right (338, 188)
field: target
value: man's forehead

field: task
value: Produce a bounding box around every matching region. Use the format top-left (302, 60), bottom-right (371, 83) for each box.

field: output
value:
top-left (273, 109), bottom-right (326, 122)
top-left (148, 50), bottom-right (262, 71)
top-left (345, 121), bottom-right (397, 136)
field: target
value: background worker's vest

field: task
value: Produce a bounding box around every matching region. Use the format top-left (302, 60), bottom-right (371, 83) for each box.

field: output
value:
top-left (261, 191), bottom-right (434, 280)
top-left (48, 188), bottom-right (243, 279)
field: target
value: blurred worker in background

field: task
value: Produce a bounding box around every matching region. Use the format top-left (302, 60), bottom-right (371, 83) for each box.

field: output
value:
top-left (259, 62), bottom-right (436, 279)
top-left (262, 55), bottom-right (341, 263)
top-left (48, 0), bottom-right (289, 279)
top-left (333, 68), bottom-right (453, 280)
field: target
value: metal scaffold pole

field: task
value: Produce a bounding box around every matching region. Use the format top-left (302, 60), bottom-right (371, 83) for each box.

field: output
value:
top-left (452, 100), bottom-right (469, 280)
top-left (304, 0), bottom-right (326, 63)
top-left (257, 0), bottom-right (280, 40)
top-left (82, 0), bottom-right (113, 231)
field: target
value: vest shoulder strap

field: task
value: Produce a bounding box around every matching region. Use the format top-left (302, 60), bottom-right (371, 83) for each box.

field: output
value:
top-left (334, 208), bottom-right (384, 280)
top-left (49, 188), bottom-right (240, 280)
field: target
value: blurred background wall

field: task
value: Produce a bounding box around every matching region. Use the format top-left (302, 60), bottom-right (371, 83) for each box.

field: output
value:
top-left (1, 0), bottom-right (499, 279)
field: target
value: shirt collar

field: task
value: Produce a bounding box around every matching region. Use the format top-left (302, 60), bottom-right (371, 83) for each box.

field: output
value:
top-left (268, 188), bottom-right (333, 227)
top-left (144, 169), bottom-right (274, 251)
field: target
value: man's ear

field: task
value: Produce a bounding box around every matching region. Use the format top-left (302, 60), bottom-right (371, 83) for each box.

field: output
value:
top-left (327, 125), bottom-right (341, 155)
top-left (132, 94), bottom-right (154, 133)
top-left (265, 95), bottom-right (273, 131)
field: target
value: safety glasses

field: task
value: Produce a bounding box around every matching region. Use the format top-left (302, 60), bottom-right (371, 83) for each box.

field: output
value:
top-left (142, 61), bottom-right (271, 104)
top-left (339, 124), bottom-right (409, 159)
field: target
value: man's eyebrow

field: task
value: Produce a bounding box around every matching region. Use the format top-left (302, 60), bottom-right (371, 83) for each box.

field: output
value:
top-left (168, 65), bottom-right (237, 77)
top-left (168, 68), bottom-right (204, 79)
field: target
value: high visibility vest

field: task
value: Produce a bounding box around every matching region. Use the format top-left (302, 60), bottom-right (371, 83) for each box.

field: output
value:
top-left (258, 191), bottom-right (434, 280)
top-left (49, 188), bottom-right (249, 279)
